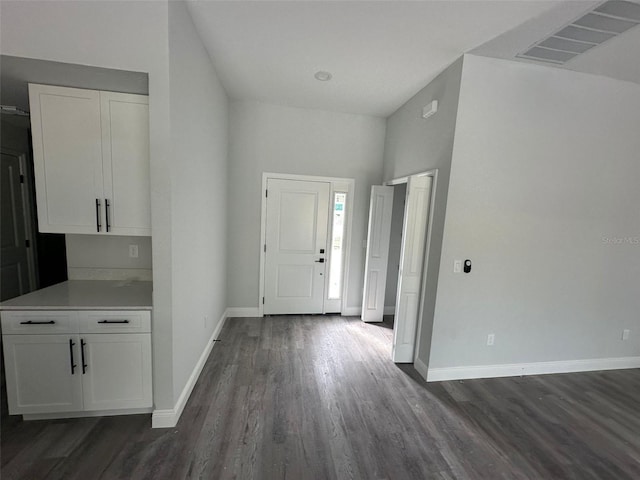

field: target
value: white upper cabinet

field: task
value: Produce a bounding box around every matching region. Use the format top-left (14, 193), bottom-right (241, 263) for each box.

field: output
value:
top-left (28, 84), bottom-right (151, 236)
top-left (100, 92), bottom-right (151, 235)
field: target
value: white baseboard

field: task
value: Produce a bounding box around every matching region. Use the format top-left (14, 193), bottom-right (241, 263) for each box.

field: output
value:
top-left (226, 307), bottom-right (260, 318)
top-left (24, 407), bottom-right (152, 421)
top-left (341, 306), bottom-right (362, 317)
top-left (384, 306), bottom-right (395, 315)
top-left (426, 356), bottom-right (640, 382)
top-left (414, 356), bottom-right (429, 381)
top-left (152, 308), bottom-right (229, 428)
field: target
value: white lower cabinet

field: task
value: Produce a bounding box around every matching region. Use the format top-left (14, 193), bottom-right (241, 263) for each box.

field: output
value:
top-left (1, 310), bottom-right (152, 418)
top-left (2, 334), bottom-right (83, 414)
top-left (81, 333), bottom-right (152, 411)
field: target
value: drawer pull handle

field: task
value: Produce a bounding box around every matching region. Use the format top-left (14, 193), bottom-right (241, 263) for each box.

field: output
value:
top-left (81, 339), bottom-right (88, 374)
top-left (97, 320), bottom-right (130, 324)
top-left (105, 198), bottom-right (111, 232)
top-left (96, 198), bottom-right (102, 232)
top-left (20, 320), bottom-right (56, 325)
top-left (69, 339), bottom-right (77, 375)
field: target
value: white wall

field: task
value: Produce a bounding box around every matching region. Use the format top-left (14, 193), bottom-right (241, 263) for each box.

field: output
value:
top-left (0, 0), bottom-right (175, 409)
top-left (382, 58), bottom-right (463, 367)
top-left (65, 235), bottom-right (152, 281)
top-left (228, 101), bottom-right (386, 312)
top-left (168, 1), bottom-right (229, 404)
top-left (429, 55), bottom-right (640, 374)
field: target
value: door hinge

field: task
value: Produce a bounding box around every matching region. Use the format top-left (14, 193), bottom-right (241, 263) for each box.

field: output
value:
top-left (265, 189), bottom-right (268, 198)
top-left (25, 239), bottom-right (30, 248)
top-left (19, 174), bottom-right (25, 184)
top-left (262, 297), bottom-right (265, 304)
top-left (264, 244), bottom-right (266, 253)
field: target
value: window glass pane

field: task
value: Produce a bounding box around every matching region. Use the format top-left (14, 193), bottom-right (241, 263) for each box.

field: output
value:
top-left (328, 192), bottom-right (346, 299)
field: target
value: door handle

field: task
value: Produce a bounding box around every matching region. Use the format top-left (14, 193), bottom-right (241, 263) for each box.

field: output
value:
top-left (315, 258), bottom-right (325, 263)
top-left (69, 339), bottom-right (77, 375)
top-left (80, 339), bottom-right (88, 374)
top-left (95, 199), bottom-right (102, 232)
top-left (105, 199), bottom-right (111, 232)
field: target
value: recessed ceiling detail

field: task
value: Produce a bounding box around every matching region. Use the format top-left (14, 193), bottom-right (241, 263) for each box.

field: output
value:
top-left (314, 71), bottom-right (333, 82)
top-left (517, 0), bottom-right (640, 65)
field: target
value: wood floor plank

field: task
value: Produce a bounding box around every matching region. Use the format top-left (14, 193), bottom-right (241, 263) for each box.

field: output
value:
top-left (2, 315), bottom-right (640, 480)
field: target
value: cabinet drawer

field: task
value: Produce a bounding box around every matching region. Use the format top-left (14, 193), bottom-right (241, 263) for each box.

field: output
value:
top-left (1, 311), bottom-right (79, 335)
top-left (80, 311), bottom-right (151, 334)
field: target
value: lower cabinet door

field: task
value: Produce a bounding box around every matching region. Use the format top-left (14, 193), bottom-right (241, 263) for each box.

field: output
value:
top-left (80, 333), bottom-right (152, 410)
top-left (2, 335), bottom-right (83, 414)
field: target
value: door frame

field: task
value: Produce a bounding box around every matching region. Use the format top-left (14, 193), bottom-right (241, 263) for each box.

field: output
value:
top-left (259, 172), bottom-right (355, 317)
top-left (1, 146), bottom-right (39, 292)
top-left (384, 169), bottom-right (438, 363)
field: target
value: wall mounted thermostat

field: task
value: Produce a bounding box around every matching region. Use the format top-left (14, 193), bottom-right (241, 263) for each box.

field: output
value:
top-left (463, 259), bottom-right (472, 273)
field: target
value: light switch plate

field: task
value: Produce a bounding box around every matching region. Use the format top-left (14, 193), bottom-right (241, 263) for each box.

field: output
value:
top-left (453, 260), bottom-right (462, 273)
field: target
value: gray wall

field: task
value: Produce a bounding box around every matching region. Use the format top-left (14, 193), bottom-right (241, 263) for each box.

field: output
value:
top-left (228, 100), bottom-right (386, 312)
top-left (429, 55), bottom-right (640, 370)
top-left (382, 57), bottom-right (464, 366)
top-left (168, 1), bottom-right (229, 404)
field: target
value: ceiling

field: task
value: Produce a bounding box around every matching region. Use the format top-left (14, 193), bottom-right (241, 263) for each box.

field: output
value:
top-left (186, 0), bottom-right (640, 117)
top-left (472, 0), bottom-right (640, 83)
top-left (186, 0), bottom-right (565, 117)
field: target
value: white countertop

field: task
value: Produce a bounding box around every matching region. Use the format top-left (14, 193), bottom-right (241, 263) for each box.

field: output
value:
top-left (0, 280), bottom-right (153, 310)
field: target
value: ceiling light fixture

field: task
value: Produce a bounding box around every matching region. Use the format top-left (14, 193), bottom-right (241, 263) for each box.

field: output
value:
top-left (314, 71), bottom-right (332, 81)
top-left (517, 0), bottom-right (640, 65)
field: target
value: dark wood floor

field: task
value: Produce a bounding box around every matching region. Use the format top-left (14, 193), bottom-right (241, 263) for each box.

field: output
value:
top-left (2, 315), bottom-right (640, 479)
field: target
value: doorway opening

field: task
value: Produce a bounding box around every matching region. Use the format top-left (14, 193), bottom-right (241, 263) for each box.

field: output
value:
top-left (259, 173), bottom-right (354, 317)
top-left (361, 171), bottom-right (436, 363)
top-left (382, 183), bottom-right (407, 330)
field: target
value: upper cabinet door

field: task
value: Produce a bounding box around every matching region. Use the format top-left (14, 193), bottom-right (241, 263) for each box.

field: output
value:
top-left (29, 84), bottom-right (104, 234)
top-left (28, 84), bottom-right (151, 236)
top-left (100, 92), bottom-right (151, 236)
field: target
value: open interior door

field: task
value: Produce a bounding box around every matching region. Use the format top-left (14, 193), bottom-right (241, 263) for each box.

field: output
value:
top-left (392, 175), bottom-right (433, 362)
top-left (361, 185), bottom-right (394, 322)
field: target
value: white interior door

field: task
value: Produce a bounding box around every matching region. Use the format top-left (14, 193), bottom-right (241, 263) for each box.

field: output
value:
top-left (264, 178), bottom-right (330, 314)
top-left (393, 175), bottom-right (433, 362)
top-left (361, 186), bottom-right (394, 322)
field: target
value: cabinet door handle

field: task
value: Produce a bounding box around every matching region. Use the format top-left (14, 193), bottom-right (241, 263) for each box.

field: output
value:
top-left (19, 320), bottom-right (56, 325)
top-left (95, 199), bottom-right (102, 232)
top-left (105, 199), bottom-right (111, 232)
top-left (80, 339), bottom-right (88, 374)
top-left (69, 339), bottom-right (77, 375)
top-left (97, 319), bottom-right (130, 324)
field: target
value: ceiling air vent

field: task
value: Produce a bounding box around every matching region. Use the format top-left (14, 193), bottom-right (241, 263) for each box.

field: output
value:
top-left (517, 0), bottom-right (640, 64)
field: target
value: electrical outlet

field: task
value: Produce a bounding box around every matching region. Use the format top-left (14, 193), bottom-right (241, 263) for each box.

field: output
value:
top-left (129, 244), bottom-right (139, 258)
top-left (487, 334), bottom-right (495, 346)
top-left (453, 260), bottom-right (462, 273)
top-left (622, 329), bottom-right (630, 341)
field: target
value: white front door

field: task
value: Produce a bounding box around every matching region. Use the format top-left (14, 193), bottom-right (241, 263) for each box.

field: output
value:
top-left (264, 178), bottom-right (330, 314)
top-left (361, 185), bottom-right (394, 322)
top-left (393, 174), bottom-right (433, 363)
